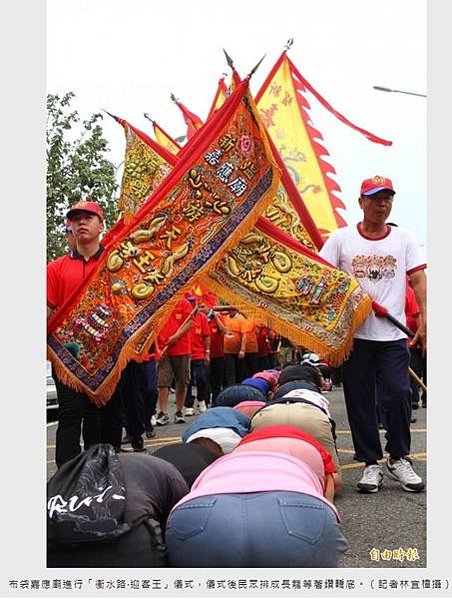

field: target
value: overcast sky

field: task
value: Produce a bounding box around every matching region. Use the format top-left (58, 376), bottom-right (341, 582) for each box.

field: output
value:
top-left (47, 0), bottom-right (427, 252)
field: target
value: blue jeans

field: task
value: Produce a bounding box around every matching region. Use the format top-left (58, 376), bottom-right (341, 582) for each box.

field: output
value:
top-left (166, 491), bottom-right (347, 567)
top-left (342, 338), bottom-right (412, 463)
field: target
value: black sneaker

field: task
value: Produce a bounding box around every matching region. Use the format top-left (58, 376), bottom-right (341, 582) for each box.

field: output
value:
top-left (174, 411), bottom-right (186, 424)
top-left (121, 434), bottom-right (133, 445)
top-left (156, 412), bottom-right (170, 426)
top-left (145, 428), bottom-right (156, 439)
top-left (131, 436), bottom-right (146, 452)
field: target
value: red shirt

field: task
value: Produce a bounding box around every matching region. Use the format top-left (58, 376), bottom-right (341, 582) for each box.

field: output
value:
top-left (256, 325), bottom-right (270, 357)
top-left (47, 247), bottom-right (104, 310)
top-left (209, 313), bottom-right (225, 358)
top-left (405, 285), bottom-right (420, 334)
top-left (190, 312), bottom-right (210, 360)
top-left (157, 298), bottom-right (193, 356)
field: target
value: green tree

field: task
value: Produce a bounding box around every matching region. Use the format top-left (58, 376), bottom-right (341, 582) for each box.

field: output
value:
top-left (47, 92), bottom-right (119, 261)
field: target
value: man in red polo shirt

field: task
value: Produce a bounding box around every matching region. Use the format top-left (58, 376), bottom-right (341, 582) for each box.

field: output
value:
top-left (47, 201), bottom-right (105, 467)
top-left (202, 303), bottom-right (226, 406)
top-left (156, 298), bottom-right (194, 425)
top-left (184, 296), bottom-right (211, 416)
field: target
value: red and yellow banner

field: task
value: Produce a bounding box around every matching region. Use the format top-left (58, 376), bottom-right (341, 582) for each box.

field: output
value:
top-left (255, 53), bottom-right (346, 237)
top-left (48, 81), bottom-right (280, 404)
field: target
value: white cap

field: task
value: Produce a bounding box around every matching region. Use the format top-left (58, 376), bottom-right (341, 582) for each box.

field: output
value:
top-left (186, 428), bottom-right (242, 454)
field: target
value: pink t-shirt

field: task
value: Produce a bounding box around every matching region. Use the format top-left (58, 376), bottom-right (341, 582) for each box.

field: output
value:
top-left (171, 450), bottom-right (339, 521)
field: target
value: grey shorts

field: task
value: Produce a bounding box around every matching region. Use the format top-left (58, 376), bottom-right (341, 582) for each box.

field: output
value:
top-left (157, 355), bottom-right (191, 389)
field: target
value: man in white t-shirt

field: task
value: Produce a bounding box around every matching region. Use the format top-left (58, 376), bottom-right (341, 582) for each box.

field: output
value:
top-left (319, 175), bottom-right (426, 494)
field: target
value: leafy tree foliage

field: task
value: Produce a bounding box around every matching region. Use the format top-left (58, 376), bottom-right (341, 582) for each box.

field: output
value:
top-left (47, 92), bottom-right (119, 260)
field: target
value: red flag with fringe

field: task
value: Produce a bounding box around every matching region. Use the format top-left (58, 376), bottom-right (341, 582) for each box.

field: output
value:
top-left (47, 80), bottom-right (281, 404)
top-left (171, 95), bottom-right (204, 140)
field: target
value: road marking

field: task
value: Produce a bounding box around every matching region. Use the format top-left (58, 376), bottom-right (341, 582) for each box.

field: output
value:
top-left (340, 453), bottom-right (427, 470)
top-left (335, 428), bottom-right (426, 434)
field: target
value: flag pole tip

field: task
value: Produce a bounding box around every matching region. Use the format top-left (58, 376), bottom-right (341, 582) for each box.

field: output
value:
top-left (247, 53), bottom-right (266, 79)
top-left (102, 108), bottom-right (116, 119)
top-left (223, 48), bottom-right (234, 67)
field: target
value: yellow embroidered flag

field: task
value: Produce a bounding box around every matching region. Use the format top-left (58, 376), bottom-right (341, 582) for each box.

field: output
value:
top-left (200, 217), bottom-right (372, 366)
top-left (112, 116), bottom-right (177, 223)
top-left (48, 81), bottom-right (280, 404)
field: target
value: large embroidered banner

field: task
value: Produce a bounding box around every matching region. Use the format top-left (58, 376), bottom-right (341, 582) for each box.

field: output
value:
top-left (200, 217), bottom-right (372, 366)
top-left (168, 83), bottom-right (323, 251)
top-left (47, 81), bottom-right (280, 404)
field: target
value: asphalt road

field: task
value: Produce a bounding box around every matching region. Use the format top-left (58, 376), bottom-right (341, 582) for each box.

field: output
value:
top-left (46, 386), bottom-right (427, 569)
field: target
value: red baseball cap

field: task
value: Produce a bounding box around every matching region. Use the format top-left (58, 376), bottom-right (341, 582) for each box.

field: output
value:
top-left (66, 200), bottom-right (104, 221)
top-left (360, 176), bottom-right (395, 196)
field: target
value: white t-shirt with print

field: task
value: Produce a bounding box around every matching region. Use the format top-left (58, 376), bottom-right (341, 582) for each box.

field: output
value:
top-left (319, 224), bottom-right (425, 341)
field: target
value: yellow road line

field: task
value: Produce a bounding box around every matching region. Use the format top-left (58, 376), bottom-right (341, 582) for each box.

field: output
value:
top-left (335, 428), bottom-right (426, 434)
top-left (340, 453), bottom-right (427, 471)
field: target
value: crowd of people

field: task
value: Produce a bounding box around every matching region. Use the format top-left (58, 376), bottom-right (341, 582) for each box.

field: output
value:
top-left (47, 175), bottom-right (427, 567)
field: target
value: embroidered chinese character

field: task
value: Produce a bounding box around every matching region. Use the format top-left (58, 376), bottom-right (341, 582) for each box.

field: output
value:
top-left (144, 269), bottom-right (165, 285)
top-left (270, 83), bottom-right (282, 97)
top-left (119, 240), bottom-right (140, 258)
top-left (218, 133), bottom-right (236, 153)
top-left (216, 162), bottom-right (234, 183)
top-left (188, 168), bottom-right (203, 198)
top-left (259, 104), bottom-right (278, 128)
top-left (240, 160), bottom-right (258, 180)
top-left (281, 91), bottom-right (293, 106)
top-left (228, 176), bottom-right (248, 197)
top-left (183, 201), bottom-right (204, 222)
top-left (160, 226), bottom-right (181, 249)
top-left (132, 250), bottom-right (156, 274)
top-left (204, 149), bottom-right (223, 166)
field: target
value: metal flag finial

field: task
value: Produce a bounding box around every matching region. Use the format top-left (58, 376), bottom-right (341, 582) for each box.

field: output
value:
top-left (247, 54), bottom-right (266, 80)
top-left (101, 108), bottom-right (116, 119)
top-left (223, 49), bottom-right (235, 68)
